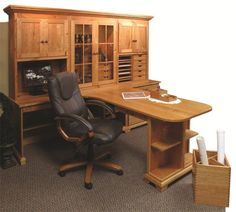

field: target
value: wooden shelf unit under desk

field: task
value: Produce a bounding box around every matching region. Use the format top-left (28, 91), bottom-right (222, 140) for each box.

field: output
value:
top-left (82, 84), bottom-right (212, 191)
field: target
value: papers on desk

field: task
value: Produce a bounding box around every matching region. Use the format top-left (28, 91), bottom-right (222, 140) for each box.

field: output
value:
top-left (148, 97), bottom-right (181, 104)
top-left (122, 91), bottom-right (149, 100)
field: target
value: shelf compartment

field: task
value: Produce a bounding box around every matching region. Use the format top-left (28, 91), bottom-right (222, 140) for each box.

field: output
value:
top-left (184, 129), bottom-right (198, 140)
top-left (118, 64), bottom-right (131, 68)
top-left (23, 123), bottom-right (54, 132)
top-left (119, 76), bottom-right (132, 81)
top-left (118, 55), bottom-right (132, 82)
top-left (150, 152), bottom-right (193, 181)
top-left (119, 59), bottom-right (132, 64)
top-left (119, 72), bottom-right (131, 76)
top-left (151, 140), bottom-right (182, 152)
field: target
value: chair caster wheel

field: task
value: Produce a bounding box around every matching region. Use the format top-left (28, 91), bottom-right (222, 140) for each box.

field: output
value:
top-left (58, 171), bottom-right (66, 177)
top-left (85, 183), bottom-right (93, 190)
top-left (116, 170), bottom-right (123, 176)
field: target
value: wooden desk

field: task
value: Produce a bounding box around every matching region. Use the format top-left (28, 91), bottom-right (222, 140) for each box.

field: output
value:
top-left (13, 96), bottom-right (53, 165)
top-left (82, 83), bottom-right (212, 191)
top-left (12, 80), bottom-right (159, 165)
top-left (12, 81), bottom-right (211, 191)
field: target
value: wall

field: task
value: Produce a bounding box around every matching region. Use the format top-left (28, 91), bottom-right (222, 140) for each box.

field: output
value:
top-left (0, 0), bottom-right (235, 211)
top-left (0, 22), bottom-right (8, 95)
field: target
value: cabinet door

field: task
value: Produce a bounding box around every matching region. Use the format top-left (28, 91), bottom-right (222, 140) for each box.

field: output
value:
top-left (132, 23), bottom-right (147, 53)
top-left (72, 21), bottom-right (94, 86)
top-left (118, 21), bottom-right (133, 53)
top-left (46, 20), bottom-right (68, 57)
top-left (17, 19), bottom-right (41, 58)
top-left (97, 22), bottom-right (117, 84)
top-left (17, 18), bottom-right (68, 59)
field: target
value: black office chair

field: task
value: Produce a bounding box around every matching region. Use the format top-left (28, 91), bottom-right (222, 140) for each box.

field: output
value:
top-left (48, 72), bottom-right (123, 189)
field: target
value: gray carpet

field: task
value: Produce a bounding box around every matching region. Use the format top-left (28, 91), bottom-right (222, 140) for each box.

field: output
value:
top-left (0, 126), bottom-right (224, 212)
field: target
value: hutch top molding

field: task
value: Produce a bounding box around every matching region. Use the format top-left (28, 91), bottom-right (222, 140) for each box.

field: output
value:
top-left (4, 5), bottom-right (153, 21)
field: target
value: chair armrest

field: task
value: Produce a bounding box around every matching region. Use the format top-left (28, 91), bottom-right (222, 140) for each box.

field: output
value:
top-left (85, 99), bottom-right (116, 118)
top-left (55, 113), bottom-right (93, 132)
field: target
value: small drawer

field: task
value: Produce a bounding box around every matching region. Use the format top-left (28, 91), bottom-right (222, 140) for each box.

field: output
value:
top-left (99, 70), bottom-right (112, 80)
top-left (133, 54), bottom-right (147, 61)
top-left (133, 63), bottom-right (146, 70)
top-left (133, 58), bottom-right (147, 64)
top-left (133, 69), bottom-right (146, 76)
top-left (133, 74), bottom-right (146, 81)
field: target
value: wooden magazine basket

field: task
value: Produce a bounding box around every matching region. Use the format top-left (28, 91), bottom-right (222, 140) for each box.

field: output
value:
top-left (192, 150), bottom-right (231, 207)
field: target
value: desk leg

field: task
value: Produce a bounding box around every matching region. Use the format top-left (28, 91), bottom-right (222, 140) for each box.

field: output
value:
top-left (144, 118), bottom-right (197, 191)
top-left (13, 106), bottom-right (26, 165)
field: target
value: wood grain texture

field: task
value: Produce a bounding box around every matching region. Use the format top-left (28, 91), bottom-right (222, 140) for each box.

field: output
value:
top-left (81, 83), bottom-right (212, 122)
top-left (4, 5), bottom-right (153, 21)
top-left (193, 150), bottom-right (231, 207)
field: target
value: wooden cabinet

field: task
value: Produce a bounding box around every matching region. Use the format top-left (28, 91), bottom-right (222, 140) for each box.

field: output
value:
top-left (17, 18), bottom-right (68, 59)
top-left (16, 19), bottom-right (41, 58)
top-left (71, 20), bottom-right (117, 86)
top-left (72, 21), bottom-right (94, 86)
top-left (119, 20), bottom-right (148, 53)
top-left (97, 22), bottom-right (117, 84)
top-left (118, 21), bottom-right (133, 53)
top-left (4, 5), bottom-right (153, 165)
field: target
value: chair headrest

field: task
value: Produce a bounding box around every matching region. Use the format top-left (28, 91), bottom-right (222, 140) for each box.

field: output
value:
top-left (55, 72), bottom-right (77, 100)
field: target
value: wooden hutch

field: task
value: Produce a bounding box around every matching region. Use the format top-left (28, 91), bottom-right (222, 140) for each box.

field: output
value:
top-left (4, 5), bottom-right (159, 164)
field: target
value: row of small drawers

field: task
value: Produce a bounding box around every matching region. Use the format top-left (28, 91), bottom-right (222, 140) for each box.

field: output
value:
top-left (133, 54), bottom-right (147, 81)
top-left (99, 63), bottom-right (113, 80)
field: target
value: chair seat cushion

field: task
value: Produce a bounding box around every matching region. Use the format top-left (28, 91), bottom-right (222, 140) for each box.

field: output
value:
top-left (64, 118), bottom-right (123, 145)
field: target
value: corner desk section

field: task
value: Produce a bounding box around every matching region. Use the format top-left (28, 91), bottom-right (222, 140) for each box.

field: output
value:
top-left (81, 83), bottom-right (212, 191)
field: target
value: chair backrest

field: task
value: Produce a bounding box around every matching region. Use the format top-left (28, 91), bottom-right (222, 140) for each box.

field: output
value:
top-left (48, 72), bottom-right (88, 118)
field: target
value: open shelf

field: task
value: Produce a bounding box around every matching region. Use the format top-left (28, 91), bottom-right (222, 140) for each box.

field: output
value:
top-left (118, 55), bottom-right (132, 82)
top-left (150, 167), bottom-right (180, 181)
top-left (184, 129), bottom-right (198, 140)
top-left (23, 108), bottom-right (54, 130)
top-left (151, 129), bottom-right (198, 152)
top-left (23, 123), bottom-right (54, 132)
top-left (17, 59), bottom-right (67, 99)
top-left (150, 152), bottom-right (193, 181)
top-left (151, 140), bottom-right (182, 152)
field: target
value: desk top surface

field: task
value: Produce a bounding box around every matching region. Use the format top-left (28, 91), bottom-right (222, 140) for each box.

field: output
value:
top-left (15, 80), bottom-right (211, 122)
top-left (82, 84), bottom-right (212, 122)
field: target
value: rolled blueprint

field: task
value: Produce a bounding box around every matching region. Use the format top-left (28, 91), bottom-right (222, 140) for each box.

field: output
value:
top-left (196, 136), bottom-right (209, 165)
top-left (217, 129), bottom-right (225, 164)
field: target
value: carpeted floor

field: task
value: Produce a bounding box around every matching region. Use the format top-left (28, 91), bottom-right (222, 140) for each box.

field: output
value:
top-left (0, 126), bottom-right (225, 212)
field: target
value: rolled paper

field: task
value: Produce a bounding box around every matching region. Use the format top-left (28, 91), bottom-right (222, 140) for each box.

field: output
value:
top-left (196, 136), bottom-right (209, 165)
top-left (217, 129), bottom-right (225, 164)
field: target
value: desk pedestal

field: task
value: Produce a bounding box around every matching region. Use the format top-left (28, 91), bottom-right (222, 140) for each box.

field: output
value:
top-left (144, 119), bottom-right (198, 191)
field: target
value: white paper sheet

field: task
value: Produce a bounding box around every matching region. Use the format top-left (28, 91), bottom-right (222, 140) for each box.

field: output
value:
top-left (217, 129), bottom-right (225, 164)
top-left (196, 136), bottom-right (209, 165)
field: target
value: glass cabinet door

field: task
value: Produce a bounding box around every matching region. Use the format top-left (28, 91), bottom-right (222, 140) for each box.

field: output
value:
top-left (98, 24), bottom-right (114, 82)
top-left (74, 24), bottom-right (93, 84)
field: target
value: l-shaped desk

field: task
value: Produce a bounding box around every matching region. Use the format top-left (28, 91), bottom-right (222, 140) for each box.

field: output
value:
top-left (81, 82), bottom-right (212, 191)
top-left (13, 80), bottom-right (211, 191)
